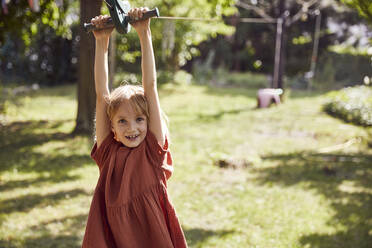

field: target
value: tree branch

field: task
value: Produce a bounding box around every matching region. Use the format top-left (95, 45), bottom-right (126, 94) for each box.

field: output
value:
top-left (236, 0), bottom-right (275, 22)
top-left (288, 0), bottom-right (319, 25)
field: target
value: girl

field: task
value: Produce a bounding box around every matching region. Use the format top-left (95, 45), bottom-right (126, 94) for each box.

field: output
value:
top-left (82, 7), bottom-right (187, 248)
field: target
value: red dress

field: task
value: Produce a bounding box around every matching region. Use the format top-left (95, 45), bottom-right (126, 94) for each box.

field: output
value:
top-left (82, 130), bottom-right (187, 248)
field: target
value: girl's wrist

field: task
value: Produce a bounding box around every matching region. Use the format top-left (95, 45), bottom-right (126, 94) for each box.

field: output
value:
top-left (96, 38), bottom-right (110, 50)
top-left (137, 28), bottom-right (152, 39)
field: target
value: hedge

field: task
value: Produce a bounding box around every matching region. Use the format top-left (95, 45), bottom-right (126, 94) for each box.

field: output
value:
top-left (323, 85), bottom-right (372, 126)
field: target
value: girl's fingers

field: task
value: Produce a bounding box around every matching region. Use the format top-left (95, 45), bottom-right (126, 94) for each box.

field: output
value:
top-left (128, 7), bottom-right (150, 22)
top-left (91, 15), bottom-right (109, 27)
top-left (129, 8), bottom-right (138, 20)
top-left (91, 16), bottom-right (98, 25)
top-left (91, 15), bottom-right (111, 28)
top-left (129, 7), bottom-right (149, 20)
top-left (135, 8), bottom-right (141, 20)
top-left (138, 8), bottom-right (143, 18)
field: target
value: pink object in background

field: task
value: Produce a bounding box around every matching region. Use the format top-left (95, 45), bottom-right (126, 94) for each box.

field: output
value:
top-left (2, 0), bottom-right (8, 14)
top-left (28, 0), bottom-right (40, 12)
top-left (257, 88), bottom-right (283, 108)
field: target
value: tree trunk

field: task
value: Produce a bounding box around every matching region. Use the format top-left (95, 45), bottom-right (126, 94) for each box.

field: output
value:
top-left (73, 0), bottom-right (102, 135)
top-left (109, 31), bottom-right (116, 91)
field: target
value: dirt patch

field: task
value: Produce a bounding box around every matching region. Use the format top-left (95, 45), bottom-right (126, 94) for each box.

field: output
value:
top-left (215, 157), bottom-right (252, 169)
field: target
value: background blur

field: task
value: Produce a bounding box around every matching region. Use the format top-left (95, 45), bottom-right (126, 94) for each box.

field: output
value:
top-left (0, 0), bottom-right (371, 247)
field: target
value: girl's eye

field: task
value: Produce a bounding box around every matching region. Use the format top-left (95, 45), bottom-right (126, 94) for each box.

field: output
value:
top-left (136, 117), bottom-right (144, 122)
top-left (118, 119), bottom-right (126, 124)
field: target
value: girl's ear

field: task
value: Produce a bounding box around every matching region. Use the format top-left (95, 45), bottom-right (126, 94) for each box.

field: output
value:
top-left (111, 124), bottom-right (118, 141)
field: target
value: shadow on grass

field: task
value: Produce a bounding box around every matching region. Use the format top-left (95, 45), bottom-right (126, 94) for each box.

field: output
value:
top-left (197, 107), bottom-right (254, 122)
top-left (0, 220), bottom-right (235, 248)
top-left (256, 152), bottom-right (372, 248)
top-left (0, 120), bottom-right (92, 189)
top-left (0, 120), bottom-right (72, 152)
top-left (0, 119), bottom-right (90, 245)
top-left (0, 189), bottom-right (89, 214)
top-left (0, 176), bottom-right (79, 192)
top-left (184, 227), bottom-right (236, 247)
top-left (0, 213), bottom-right (87, 248)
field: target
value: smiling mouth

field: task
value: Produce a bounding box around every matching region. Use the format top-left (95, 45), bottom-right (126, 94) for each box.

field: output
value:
top-left (125, 134), bottom-right (140, 141)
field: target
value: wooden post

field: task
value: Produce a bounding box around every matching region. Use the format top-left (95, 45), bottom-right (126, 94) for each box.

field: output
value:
top-left (272, 0), bottom-right (286, 89)
top-left (272, 17), bottom-right (283, 88)
top-left (308, 10), bottom-right (321, 89)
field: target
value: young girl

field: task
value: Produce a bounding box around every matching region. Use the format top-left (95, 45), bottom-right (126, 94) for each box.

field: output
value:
top-left (82, 7), bottom-right (187, 248)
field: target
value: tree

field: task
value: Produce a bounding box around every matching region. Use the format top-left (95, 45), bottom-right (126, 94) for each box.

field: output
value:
top-left (0, 0), bottom-right (71, 46)
top-left (0, 0), bottom-right (75, 84)
top-left (73, 0), bottom-right (102, 135)
top-left (113, 0), bottom-right (237, 74)
top-left (341, 0), bottom-right (372, 23)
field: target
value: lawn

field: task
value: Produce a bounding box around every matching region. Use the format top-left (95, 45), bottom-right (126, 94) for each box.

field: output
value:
top-left (0, 83), bottom-right (371, 247)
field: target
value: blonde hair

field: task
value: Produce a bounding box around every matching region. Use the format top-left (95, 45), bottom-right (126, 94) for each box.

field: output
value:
top-left (107, 85), bottom-right (149, 121)
top-left (107, 84), bottom-right (170, 140)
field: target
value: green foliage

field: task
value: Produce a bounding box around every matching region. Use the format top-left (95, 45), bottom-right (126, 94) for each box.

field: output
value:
top-left (323, 85), bottom-right (372, 126)
top-left (115, 0), bottom-right (236, 72)
top-left (316, 56), bottom-right (336, 87)
top-left (1, 23), bottom-right (80, 85)
top-left (174, 70), bottom-right (193, 85)
top-left (342, 0), bottom-right (372, 23)
top-left (192, 50), bottom-right (216, 84)
top-left (0, 0), bottom-right (74, 46)
top-left (191, 0), bottom-right (370, 81)
top-left (0, 0), bottom-right (79, 85)
top-left (314, 51), bottom-right (371, 89)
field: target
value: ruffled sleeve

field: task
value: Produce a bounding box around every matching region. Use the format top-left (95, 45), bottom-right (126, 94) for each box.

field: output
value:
top-left (91, 132), bottom-right (116, 172)
top-left (145, 130), bottom-right (173, 181)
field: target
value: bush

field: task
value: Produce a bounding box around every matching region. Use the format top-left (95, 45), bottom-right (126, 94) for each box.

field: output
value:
top-left (314, 51), bottom-right (371, 89)
top-left (323, 85), bottom-right (372, 126)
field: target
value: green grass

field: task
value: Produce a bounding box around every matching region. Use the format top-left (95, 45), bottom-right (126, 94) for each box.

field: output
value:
top-left (1, 83), bottom-right (371, 247)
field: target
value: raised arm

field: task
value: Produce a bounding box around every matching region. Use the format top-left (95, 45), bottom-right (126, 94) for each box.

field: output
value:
top-left (91, 16), bottom-right (114, 147)
top-left (129, 8), bottom-right (165, 146)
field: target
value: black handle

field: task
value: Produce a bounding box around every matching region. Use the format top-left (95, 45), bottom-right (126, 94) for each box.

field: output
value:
top-left (83, 8), bottom-right (159, 33)
top-left (83, 18), bottom-right (115, 33)
top-left (126, 8), bottom-right (159, 23)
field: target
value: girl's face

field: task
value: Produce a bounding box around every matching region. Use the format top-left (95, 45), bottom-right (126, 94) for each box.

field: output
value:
top-left (111, 101), bottom-right (148, 148)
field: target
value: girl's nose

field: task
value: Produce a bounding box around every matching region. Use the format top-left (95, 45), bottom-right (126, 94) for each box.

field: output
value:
top-left (127, 121), bottom-right (137, 131)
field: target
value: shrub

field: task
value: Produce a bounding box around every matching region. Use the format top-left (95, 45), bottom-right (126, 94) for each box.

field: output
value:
top-left (323, 85), bottom-right (372, 126)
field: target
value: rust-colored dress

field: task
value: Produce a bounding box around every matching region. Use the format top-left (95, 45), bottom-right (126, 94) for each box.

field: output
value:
top-left (82, 130), bottom-right (187, 248)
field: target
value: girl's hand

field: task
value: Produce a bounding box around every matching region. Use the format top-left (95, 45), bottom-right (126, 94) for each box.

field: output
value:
top-left (128, 7), bottom-right (151, 34)
top-left (91, 15), bottom-right (114, 41)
